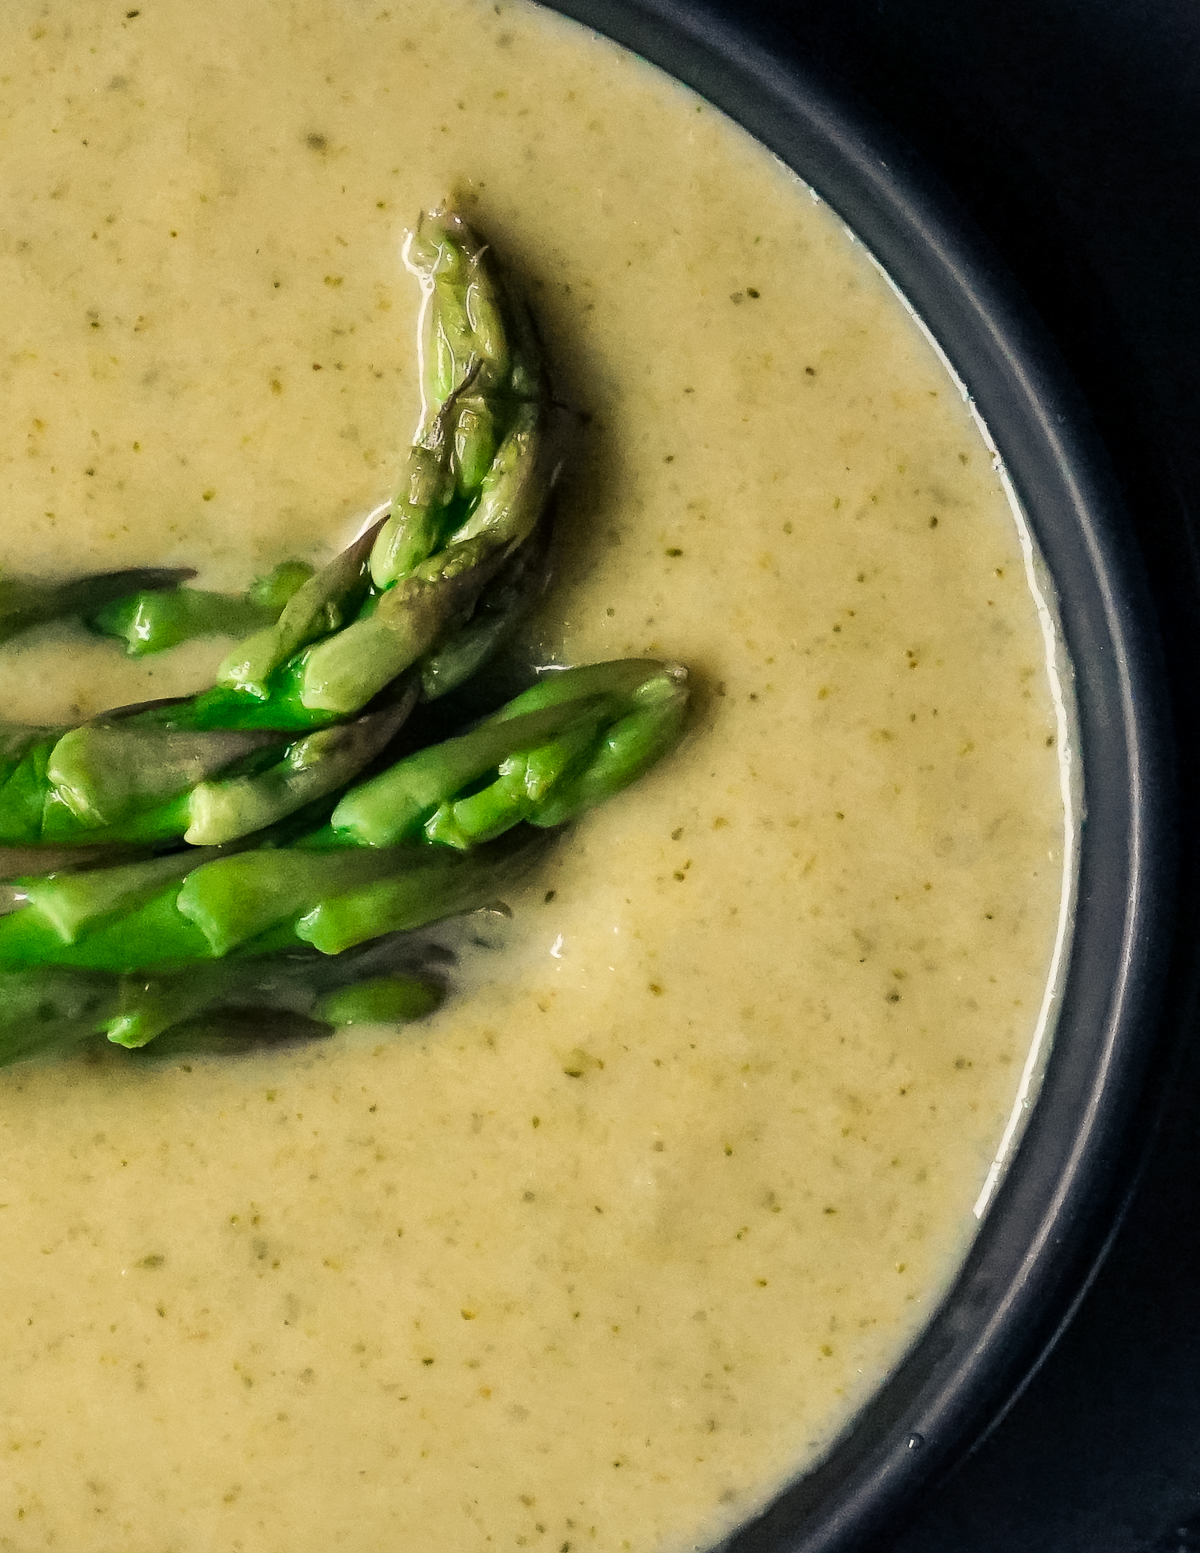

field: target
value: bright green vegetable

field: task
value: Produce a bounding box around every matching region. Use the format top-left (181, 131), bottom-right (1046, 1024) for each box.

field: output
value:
top-left (0, 567), bottom-right (195, 643)
top-left (418, 524), bottom-right (550, 701)
top-left (88, 560), bottom-right (315, 657)
top-left (47, 723), bottom-right (290, 830)
top-left (20, 848), bottom-right (217, 945)
top-left (212, 210), bottom-right (551, 722)
top-left (291, 844), bottom-right (531, 956)
top-left (7, 691), bottom-right (412, 849)
top-left (331, 660), bottom-right (689, 849)
top-left (104, 963), bottom-right (238, 1049)
top-left (182, 694), bottom-right (415, 845)
top-left (0, 952), bottom-right (442, 1062)
top-left (216, 519), bottom-right (385, 703)
top-left (368, 212), bottom-right (545, 589)
top-left (314, 975), bottom-right (443, 1026)
top-left (0, 657), bottom-right (686, 992)
top-left (0, 886), bottom-right (213, 973)
top-left (0, 831), bottom-right (540, 974)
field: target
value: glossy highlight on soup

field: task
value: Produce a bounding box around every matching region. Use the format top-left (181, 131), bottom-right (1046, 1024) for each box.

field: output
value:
top-left (0, 2), bottom-right (1074, 1549)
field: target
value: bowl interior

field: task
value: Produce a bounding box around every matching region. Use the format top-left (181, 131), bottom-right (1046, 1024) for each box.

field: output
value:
top-left (544, 2), bottom-right (1173, 1547)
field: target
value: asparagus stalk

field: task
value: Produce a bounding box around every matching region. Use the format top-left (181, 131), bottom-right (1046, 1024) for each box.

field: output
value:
top-left (20, 846), bottom-right (220, 944)
top-left (103, 957), bottom-right (440, 1048)
top-left (216, 518), bottom-right (386, 702)
top-left (289, 843), bottom-right (537, 956)
top-left (0, 955), bottom-right (443, 1062)
top-left (0, 832), bottom-right (540, 972)
top-left (312, 975), bottom-right (443, 1027)
top-left (47, 723), bottom-right (292, 830)
top-left (418, 522), bottom-right (551, 701)
top-left (288, 217), bottom-right (553, 716)
top-left (104, 962), bottom-right (244, 1048)
top-left (368, 212), bottom-right (535, 588)
top-left (88, 560), bottom-right (314, 657)
top-left (182, 690), bottom-right (416, 845)
top-left (110, 932), bottom-right (447, 1050)
top-left (8, 688), bottom-right (414, 847)
top-left (330, 659), bottom-right (689, 849)
top-left (211, 209), bottom-right (552, 722)
top-left (0, 885), bottom-right (210, 972)
top-left (0, 567), bottom-right (196, 643)
top-left (108, 963), bottom-right (442, 1050)
top-left (520, 669), bottom-right (691, 829)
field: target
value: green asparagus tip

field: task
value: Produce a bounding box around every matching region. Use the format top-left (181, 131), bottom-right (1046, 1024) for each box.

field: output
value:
top-left (314, 975), bottom-right (445, 1027)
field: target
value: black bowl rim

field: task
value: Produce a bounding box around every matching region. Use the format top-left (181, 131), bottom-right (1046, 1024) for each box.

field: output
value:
top-left (538, 1), bottom-right (1177, 1548)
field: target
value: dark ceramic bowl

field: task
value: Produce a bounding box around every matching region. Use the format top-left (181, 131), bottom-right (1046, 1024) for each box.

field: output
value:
top-left (543, 2), bottom-right (1177, 1548)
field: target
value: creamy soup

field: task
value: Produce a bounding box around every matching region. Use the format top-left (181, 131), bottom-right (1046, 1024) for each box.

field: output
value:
top-left (0, 2), bottom-right (1072, 1549)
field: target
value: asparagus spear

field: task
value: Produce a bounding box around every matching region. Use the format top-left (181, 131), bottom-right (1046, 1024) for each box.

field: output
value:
top-left (88, 560), bottom-right (314, 657)
top-left (106, 967), bottom-right (441, 1048)
top-left (5, 688), bottom-right (414, 847)
top-left (418, 521), bottom-right (551, 701)
top-left (20, 846), bottom-right (220, 944)
top-left (0, 884), bottom-right (210, 972)
top-left (0, 955), bottom-right (442, 1062)
top-left (368, 212), bottom-right (544, 585)
top-left (0, 209), bottom-right (556, 848)
top-left (330, 660), bottom-right (689, 849)
top-left (291, 520), bottom-right (532, 716)
top-left (289, 842), bottom-right (538, 956)
top-left (0, 567), bottom-right (196, 643)
top-left (216, 518), bottom-right (386, 702)
top-left (47, 723), bottom-right (292, 830)
top-left (312, 975), bottom-right (443, 1027)
top-left (110, 967), bottom-right (442, 1051)
top-left (0, 659), bottom-right (688, 974)
top-left (0, 831), bottom-right (540, 972)
top-left (182, 690), bottom-right (416, 845)
top-left (283, 218), bottom-right (553, 717)
top-left (520, 668), bottom-right (690, 830)
top-left (210, 209), bottom-right (552, 723)
top-left (110, 934), bottom-right (446, 1049)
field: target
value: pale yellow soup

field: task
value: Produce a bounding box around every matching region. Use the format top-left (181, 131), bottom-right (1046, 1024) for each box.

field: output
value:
top-left (0, 2), bottom-right (1072, 1550)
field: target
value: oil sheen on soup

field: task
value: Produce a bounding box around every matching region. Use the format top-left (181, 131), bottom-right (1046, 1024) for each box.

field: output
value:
top-left (0, 2), bottom-right (1073, 1550)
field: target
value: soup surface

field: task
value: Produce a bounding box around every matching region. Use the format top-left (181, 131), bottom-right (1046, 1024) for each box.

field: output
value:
top-left (0, 2), bottom-right (1072, 1549)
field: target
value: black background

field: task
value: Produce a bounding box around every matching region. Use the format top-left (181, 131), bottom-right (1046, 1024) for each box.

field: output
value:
top-left (719, 3), bottom-right (1200, 1550)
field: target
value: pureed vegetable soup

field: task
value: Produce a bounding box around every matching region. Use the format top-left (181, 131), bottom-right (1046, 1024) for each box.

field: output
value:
top-left (0, 1), bottom-right (1074, 1549)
